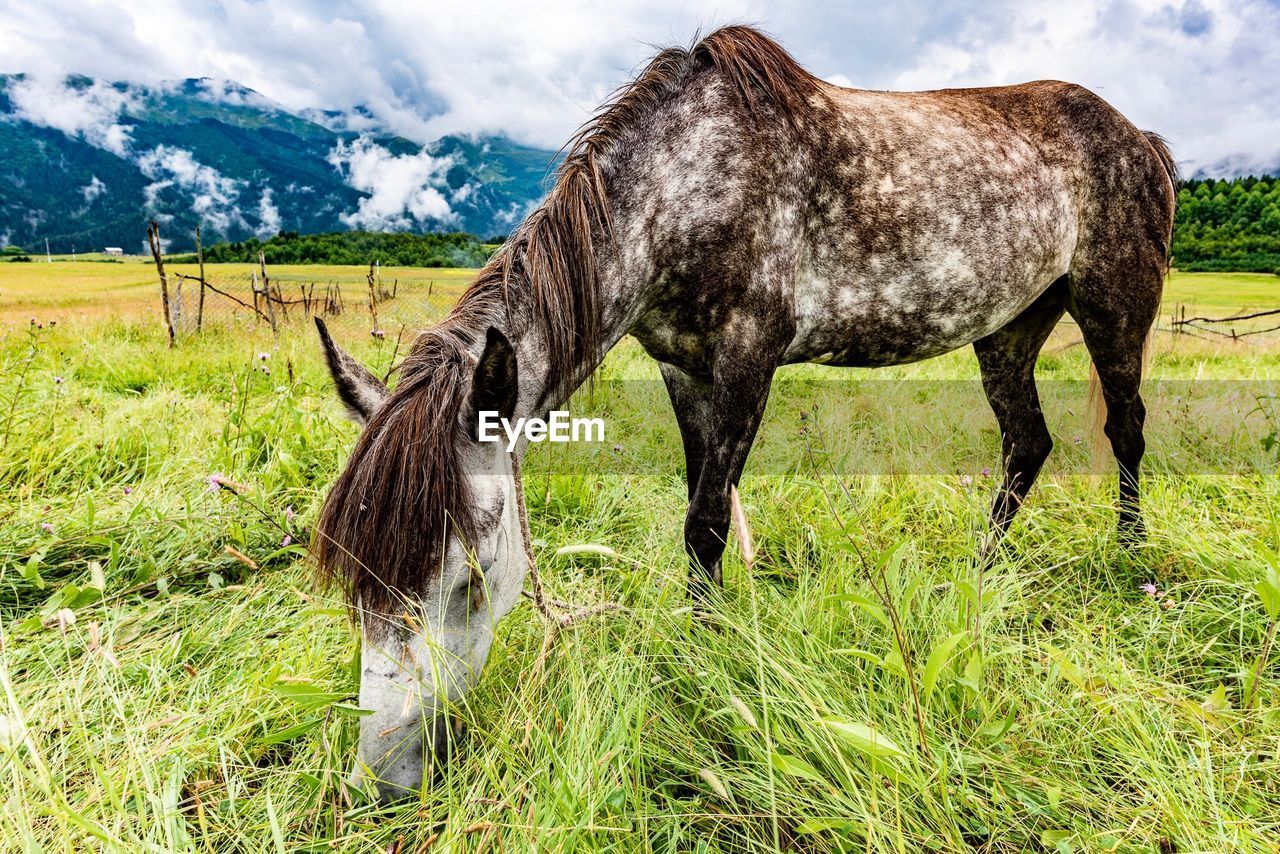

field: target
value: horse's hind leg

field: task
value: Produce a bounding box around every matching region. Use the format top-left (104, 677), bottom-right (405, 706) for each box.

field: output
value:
top-left (974, 278), bottom-right (1067, 550)
top-left (1067, 257), bottom-right (1163, 543)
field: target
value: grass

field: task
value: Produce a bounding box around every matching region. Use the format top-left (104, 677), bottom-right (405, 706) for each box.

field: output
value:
top-left (1, 265), bottom-right (1279, 851)
top-left (0, 260), bottom-right (473, 327)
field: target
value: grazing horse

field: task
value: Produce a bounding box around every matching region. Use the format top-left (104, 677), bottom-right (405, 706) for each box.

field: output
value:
top-left (315, 26), bottom-right (1177, 799)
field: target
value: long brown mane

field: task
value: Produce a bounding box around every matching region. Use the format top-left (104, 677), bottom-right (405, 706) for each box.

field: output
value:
top-left (315, 26), bottom-right (821, 617)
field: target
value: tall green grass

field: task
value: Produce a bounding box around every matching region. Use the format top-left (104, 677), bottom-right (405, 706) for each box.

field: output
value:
top-left (1, 310), bottom-right (1279, 852)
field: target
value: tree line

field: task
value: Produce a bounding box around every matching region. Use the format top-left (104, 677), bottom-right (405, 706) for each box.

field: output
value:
top-left (165, 231), bottom-right (500, 268)
top-left (1173, 175), bottom-right (1280, 273)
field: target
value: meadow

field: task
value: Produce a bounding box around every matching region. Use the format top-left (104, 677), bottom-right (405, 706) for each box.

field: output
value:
top-left (1, 262), bottom-right (1279, 851)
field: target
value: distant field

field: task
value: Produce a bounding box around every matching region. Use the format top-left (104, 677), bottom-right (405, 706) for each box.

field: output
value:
top-left (1, 260), bottom-right (474, 327)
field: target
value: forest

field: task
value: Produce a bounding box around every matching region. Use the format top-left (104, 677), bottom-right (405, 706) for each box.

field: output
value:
top-left (1172, 176), bottom-right (1280, 272)
top-left (167, 230), bottom-right (497, 268)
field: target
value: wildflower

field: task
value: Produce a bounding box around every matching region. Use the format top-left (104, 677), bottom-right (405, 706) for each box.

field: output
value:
top-left (53, 376), bottom-right (64, 384)
top-left (371, 328), bottom-right (386, 339)
top-left (281, 534), bottom-right (292, 547)
top-left (123, 486), bottom-right (132, 496)
top-left (257, 352), bottom-right (270, 361)
top-left (959, 475), bottom-right (973, 487)
top-left (259, 365), bottom-right (271, 375)
top-left (980, 467), bottom-right (991, 477)
top-left (40, 522), bottom-right (55, 534)
top-left (1139, 583), bottom-right (1158, 597)
top-left (1072, 435), bottom-right (1082, 445)
top-left (284, 505), bottom-right (295, 522)
top-left (207, 474), bottom-right (246, 494)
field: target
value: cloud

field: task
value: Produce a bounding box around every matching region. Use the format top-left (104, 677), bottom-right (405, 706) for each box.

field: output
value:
top-left (138, 145), bottom-right (247, 233)
top-left (887, 0), bottom-right (1280, 176)
top-left (80, 176), bottom-right (106, 203)
top-left (7, 74), bottom-right (136, 156)
top-left (327, 137), bottom-right (455, 230)
top-left (256, 186), bottom-right (281, 237)
top-left (0, 0), bottom-right (1277, 175)
top-left (189, 78), bottom-right (276, 110)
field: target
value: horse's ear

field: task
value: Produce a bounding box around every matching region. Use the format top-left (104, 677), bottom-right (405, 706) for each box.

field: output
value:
top-left (469, 326), bottom-right (518, 424)
top-left (315, 317), bottom-right (388, 425)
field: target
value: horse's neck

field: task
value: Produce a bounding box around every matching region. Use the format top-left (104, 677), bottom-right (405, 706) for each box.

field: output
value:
top-left (502, 248), bottom-right (643, 425)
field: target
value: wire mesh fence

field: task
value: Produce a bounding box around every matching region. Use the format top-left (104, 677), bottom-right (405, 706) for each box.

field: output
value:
top-left (147, 222), bottom-right (466, 342)
top-left (164, 264), bottom-right (459, 339)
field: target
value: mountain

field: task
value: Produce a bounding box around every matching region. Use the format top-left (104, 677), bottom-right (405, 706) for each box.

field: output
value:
top-left (0, 74), bottom-right (558, 253)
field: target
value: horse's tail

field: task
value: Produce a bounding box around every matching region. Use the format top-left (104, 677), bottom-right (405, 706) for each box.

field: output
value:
top-left (1143, 131), bottom-right (1180, 202)
top-left (1086, 131), bottom-right (1173, 466)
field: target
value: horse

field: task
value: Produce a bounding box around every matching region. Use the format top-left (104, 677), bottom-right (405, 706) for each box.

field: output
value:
top-left (313, 26), bottom-right (1177, 800)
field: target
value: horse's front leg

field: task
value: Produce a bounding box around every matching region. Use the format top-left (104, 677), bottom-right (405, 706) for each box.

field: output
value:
top-left (682, 330), bottom-right (789, 603)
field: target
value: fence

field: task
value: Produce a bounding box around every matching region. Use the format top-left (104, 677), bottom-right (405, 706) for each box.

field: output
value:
top-left (146, 222), bottom-right (459, 345)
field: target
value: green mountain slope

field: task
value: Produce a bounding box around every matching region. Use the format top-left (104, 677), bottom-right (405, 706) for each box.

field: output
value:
top-left (0, 74), bottom-right (556, 252)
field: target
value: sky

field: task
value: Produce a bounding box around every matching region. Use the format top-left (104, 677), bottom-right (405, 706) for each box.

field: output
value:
top-left (2, 0), bottom-right (1279, 176)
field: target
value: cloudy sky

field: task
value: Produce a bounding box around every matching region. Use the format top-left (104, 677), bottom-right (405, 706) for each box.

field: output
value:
top-left (2, 0), bottom-right (1278, 176)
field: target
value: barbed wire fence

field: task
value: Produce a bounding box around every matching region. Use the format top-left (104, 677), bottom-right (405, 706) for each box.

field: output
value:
top-left (146, 221), bottom-right (454, 346)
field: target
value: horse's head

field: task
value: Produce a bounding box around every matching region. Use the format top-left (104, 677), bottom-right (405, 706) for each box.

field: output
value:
top-left (314, 318), bottom-right (529, 801)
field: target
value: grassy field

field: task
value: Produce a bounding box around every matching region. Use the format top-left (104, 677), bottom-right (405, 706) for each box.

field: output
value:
top-left (1, 264), bottom-right (1279, 851)
top-left (0, 260), bottom-right (473, 327)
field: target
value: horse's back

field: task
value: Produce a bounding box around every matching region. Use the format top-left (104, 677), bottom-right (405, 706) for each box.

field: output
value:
top-left (785, 80), bottom-right (1170, 366)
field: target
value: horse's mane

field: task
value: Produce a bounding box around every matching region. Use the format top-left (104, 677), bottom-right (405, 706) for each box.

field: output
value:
top-left (315, 26), bottom-right (821, 618)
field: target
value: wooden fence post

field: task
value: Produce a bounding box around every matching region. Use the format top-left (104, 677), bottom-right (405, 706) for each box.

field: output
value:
top-left (366, 260), bottom-right (380, 331)
top-left (147, 221), bottom-right (175, 348)
top-left (258, 250), bottom-right (278, 334)
top-left (195, 224), bottom-right (206, 332)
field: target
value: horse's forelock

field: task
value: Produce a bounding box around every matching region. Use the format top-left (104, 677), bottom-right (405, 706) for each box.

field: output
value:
top-left (315, 330), bottom-right (479, 622)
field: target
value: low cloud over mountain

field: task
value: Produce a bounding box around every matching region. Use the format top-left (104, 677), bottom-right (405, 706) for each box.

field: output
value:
top-left (0, 73), bottom-right (555, 252)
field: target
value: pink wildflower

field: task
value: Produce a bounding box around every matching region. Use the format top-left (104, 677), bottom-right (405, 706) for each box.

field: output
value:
top-left (1140, 583), bottom-right (1158, 597)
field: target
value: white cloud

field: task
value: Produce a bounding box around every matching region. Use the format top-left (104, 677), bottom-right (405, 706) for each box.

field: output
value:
top-left (80, 176), bottom-right (106, 203)
top-left (888, 0), bottom-right (1280, 176)
top-left (0, 0), bottom-right (1276, 175)
top-left (7, 75), bottom-right (136, 156)
top-left (256, 186), bottom-right (281, 237)
top-left (138, 145), bottom-right (246, 233)
top-left (327, 136), bottom-right (455, 230)
top-left (191, 78), bottom-right (276, 110)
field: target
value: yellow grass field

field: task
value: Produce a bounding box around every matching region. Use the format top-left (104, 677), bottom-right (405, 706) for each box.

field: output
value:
top-left (1, 260), bottom-right (475, 328)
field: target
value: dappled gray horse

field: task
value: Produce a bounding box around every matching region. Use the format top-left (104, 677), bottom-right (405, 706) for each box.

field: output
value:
top-left (315, 26), bottom-right (1176, 800)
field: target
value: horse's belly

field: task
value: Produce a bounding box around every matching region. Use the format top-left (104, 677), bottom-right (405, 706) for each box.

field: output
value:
top-left (785, 251), bottom-right (1070, 367)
